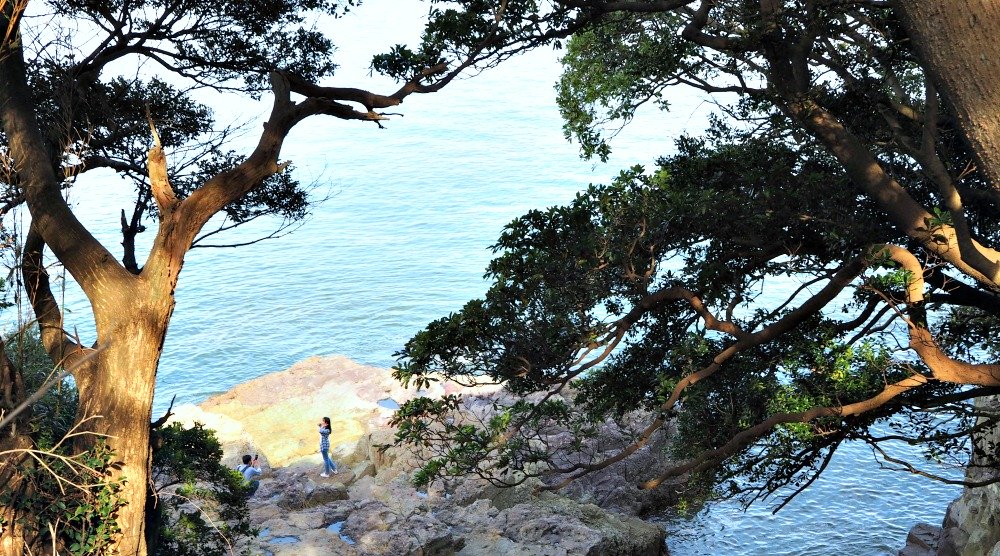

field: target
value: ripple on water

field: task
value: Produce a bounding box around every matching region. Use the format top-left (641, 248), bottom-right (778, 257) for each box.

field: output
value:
top-left (661, 437), bottom-right (960, 555)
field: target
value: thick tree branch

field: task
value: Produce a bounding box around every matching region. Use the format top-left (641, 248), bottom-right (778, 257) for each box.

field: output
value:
top-left (82, 155), bottom-right (143, 175)
top-left (22, 226), bottom-right (88, 374)
top-left (641, 373), bottom-right (929, 489)
top-left (146, 113), bottom-right (179, 217)
top-left (170, 63), bottom-right (459, 263)
top-left (283, 63), bottom-right (448, 113)
top-left (680, 1), bottom-right (742, 51)
top-left (884, 244), bottom-right (1000, 386)
top-left (542, 256), bottom-right (868, 489)
top-left (789, 100), bottom-right (1000, 286)
top-left (0, 16), bottom-right (130, 296)
top-left (660, 255), bottom-right (868, 413)
top-left (162, 71), bottom-right (302, 263)
top-left (748, 3), bottom-right (1000, 286)
top-left (561, 0), bottom-right (694, 11)
top-left (925, 268), bottom-right (1000, 312)
top-left (912, 80), bottom-right (996, 278)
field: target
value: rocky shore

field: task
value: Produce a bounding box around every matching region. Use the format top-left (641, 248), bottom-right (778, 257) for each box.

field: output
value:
top-left (169, 355), bottom-right (998, 555)
top-left (168, 356), bottom-right (677, 555)
top-left (898, 397), bottom-right (1000, 556)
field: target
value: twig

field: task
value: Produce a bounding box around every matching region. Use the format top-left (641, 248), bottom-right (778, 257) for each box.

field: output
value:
top-left (151, 394), bottom-right (177, 429)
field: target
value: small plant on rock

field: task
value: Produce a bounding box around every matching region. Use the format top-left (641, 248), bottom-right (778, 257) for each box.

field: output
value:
top-left (148, 422), bottom-right (256, 556)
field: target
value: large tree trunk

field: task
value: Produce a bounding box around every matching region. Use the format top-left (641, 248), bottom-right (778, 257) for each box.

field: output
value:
top-left (895, 1), bottom-right (1000, 194)
top-left (1, 4), bottom-right (437, 552)
top-left (14, 227), bottom-right (179, 555)
top-left (1, 18), bottom-right (178, 550)
top-left (79, 285), bottom-right (174, 554)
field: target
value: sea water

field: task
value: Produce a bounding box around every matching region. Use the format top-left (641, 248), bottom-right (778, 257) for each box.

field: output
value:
top-left (30, 2), bottom-right (959, 553)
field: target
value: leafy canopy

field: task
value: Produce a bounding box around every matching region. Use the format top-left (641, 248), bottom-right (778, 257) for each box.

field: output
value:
top-left (4, 0), bottom-right (363, 261)
top-left (384, 0), bottom-right (1000, 508)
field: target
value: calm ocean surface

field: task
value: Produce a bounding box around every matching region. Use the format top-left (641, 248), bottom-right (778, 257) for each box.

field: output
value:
top-left (46, 3), bottom-right (958, 553)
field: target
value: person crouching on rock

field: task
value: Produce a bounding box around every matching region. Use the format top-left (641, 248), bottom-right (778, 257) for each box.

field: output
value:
top-left (237, 454), bottom-right (262, 496)
top-left (319, 416), bottom-right (337, 477)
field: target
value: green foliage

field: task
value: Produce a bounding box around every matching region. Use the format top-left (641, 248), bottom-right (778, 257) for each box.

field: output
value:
top-left (148, 422), bottom-right (255, 556)
top-left (393, 136), bottom-right (870, 489)
top-left (391, 394), bottom-right (573, 488)
top-left (5, 327), bottom-right (77, 443)
top-left (373, 0), bottom-right (562, 80)
top-left (377, 0), bottom-right (1000, 511)
top-left (45, 0), bottom-right (355, 91)
top-left (391, 119), bottom-right (997, 503)
top-left (0, 329), bottom-right (253, 554)
top-left (0, 440), bottom-right (125, 555)
top-left (938, 307), bottom-right (1000, 363)
top-left (2, 0), bottom-right (361, 259)
top-left (557, 14), bottom-right (695, 161)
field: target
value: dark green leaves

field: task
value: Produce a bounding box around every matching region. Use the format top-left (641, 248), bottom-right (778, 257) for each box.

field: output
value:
top-left (557, 13), bottom-right (694, 161)
top-left (149, 422), bottom-right (256, 555)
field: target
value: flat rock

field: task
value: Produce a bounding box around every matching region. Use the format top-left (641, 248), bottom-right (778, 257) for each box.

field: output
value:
top-left (169, 355), bottom-right (673, 556)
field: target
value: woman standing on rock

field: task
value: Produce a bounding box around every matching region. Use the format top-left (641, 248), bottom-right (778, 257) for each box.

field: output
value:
top-left (319, 416), bottom-right (337, 477)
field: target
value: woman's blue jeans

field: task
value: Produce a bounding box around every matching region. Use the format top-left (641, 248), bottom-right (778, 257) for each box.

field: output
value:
top-left (321, 449), bottom-right (336, 473)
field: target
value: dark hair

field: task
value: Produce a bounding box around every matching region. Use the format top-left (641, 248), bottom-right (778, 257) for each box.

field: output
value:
top-left (322, 417), bottom-right (331, 425)
top-left (242, 454), bottom-right (252, 465)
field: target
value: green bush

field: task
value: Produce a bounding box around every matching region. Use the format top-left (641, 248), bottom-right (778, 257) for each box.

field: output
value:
top-left (5, 327), bottom-right (78, 443)
top-left (149, 422), bottom-right (256, 555)
top-left (0, 439), bottom-right (125, 555)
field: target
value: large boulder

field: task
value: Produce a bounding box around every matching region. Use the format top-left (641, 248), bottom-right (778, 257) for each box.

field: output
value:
top-left (439, 485), bottom-right (667, 556)
top-left (899, 396), bottom-right (1000, 556)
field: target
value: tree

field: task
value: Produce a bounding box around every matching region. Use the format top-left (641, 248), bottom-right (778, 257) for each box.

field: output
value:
top-left (387, 0), bottom-right (1000, 511)
top-left (0, 1), bottom-right (475, 552)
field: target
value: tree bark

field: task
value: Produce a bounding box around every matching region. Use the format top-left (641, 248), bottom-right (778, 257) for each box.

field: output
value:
top-left (895, 1), bottom-right (1000, 193)
top-left (83, 295), bottom-right (172, 554)
top-left (1, 18), bottom-right (160, 554)
top-left (0, 6), bottom-right (452, 553)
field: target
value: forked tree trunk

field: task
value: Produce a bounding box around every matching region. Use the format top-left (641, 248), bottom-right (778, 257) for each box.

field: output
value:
top-left (0, 3), bottom-right (442, 552)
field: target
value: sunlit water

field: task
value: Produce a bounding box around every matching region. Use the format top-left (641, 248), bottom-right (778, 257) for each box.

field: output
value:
top-left (20, 2), bottom-right (958, 553)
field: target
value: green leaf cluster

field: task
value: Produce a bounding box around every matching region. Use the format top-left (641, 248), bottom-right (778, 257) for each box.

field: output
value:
top-left (0, 440), bottom-right (125, 555)
top-left (148, 422), bottom-right (256, 556)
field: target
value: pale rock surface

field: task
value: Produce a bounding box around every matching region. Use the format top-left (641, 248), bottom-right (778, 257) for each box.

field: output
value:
top-left (899, 396), bottom-right (1000, 556)
top-left (170, 355), bottom-right (673, 555)
top-left (170, 355), bottom-right (441, 467)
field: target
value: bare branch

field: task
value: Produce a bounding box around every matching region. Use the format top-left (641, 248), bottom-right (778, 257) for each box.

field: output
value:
top-left (146, 108), bottom-right (179, 217)
top-left (150, 394), bottom-right (177, 430)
